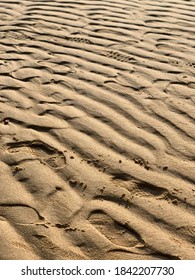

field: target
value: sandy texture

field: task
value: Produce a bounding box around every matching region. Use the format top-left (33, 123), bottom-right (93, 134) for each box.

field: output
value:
top-left (0, 0), bottom-right (195, 260)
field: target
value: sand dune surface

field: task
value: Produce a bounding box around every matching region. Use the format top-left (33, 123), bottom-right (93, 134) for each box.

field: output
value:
top-left (0, 0), bottom-right (195, 260)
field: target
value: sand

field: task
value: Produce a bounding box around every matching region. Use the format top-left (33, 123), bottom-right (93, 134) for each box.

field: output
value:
top-left (0, 0), bottom-right (195, 260)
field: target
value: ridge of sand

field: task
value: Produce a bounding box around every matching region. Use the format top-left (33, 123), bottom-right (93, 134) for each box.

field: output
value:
top-left (0, 0), bottom-right (195, 260)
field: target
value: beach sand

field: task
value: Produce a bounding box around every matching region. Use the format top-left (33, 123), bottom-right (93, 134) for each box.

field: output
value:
top-left (0, 0), bottom-right (195, 260)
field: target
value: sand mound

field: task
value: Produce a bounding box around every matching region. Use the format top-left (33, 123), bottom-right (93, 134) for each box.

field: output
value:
top-left (0, 0), bottom-right (195, 260)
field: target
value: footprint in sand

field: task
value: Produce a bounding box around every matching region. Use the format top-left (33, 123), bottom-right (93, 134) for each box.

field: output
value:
top-left (6, 140), bottom-right (66, 170)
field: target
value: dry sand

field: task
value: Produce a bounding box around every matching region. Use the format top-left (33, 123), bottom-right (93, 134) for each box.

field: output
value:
top-left (0, 0), bottom-right (195, 260)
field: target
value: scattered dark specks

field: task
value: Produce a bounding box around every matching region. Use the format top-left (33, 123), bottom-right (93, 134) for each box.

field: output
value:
top-left (163, 166), bottom-right (168, 171)
top-left (134, 158), bottom-right (150, 170)
top-left (144, 165), bottom-right (150, 170)
top-left (172, 199), bottom-right (179, 205)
